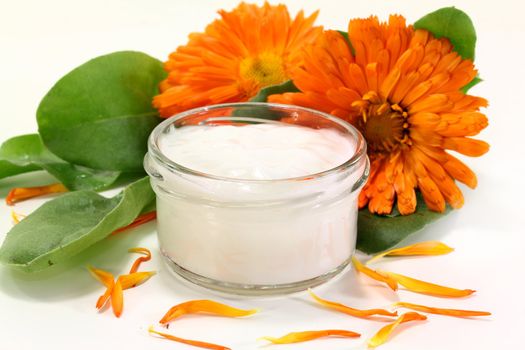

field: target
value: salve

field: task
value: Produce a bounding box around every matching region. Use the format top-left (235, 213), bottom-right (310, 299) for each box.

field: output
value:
top-left (158, 124), bottom-right (355, 180)
top-left (145, 103), bottom-right (368, 294)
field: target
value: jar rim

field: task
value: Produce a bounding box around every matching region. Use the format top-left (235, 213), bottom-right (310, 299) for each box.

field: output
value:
top-left (147, 102), bottom-right (367, 183)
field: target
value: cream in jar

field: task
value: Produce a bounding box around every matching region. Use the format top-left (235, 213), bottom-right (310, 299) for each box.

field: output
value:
top-left (145, 103), bottom-right (368, 294)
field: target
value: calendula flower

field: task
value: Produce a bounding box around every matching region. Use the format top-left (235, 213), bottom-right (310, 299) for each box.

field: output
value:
top-left (269, 16), bottom-right (489, 214)
top-left (153, 2), bottom-right (322, 117)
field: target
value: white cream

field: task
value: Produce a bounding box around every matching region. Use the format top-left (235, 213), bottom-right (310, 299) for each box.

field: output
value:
top-left (158, 124), bottom-right (355, 180)
top-left (149, 122), bottom-right (367, 288)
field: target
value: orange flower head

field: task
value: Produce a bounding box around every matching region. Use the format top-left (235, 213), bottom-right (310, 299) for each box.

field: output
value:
top-left (269, 15), bottom-right (489, 215)
top-left (153, 2), bottom-right (322, 117)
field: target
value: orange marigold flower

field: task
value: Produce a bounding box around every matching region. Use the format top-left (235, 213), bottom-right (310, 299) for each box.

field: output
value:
top-left (153, 2), bottom-right (322, 117)
top-left (269, 15), bottom-right (489, 215)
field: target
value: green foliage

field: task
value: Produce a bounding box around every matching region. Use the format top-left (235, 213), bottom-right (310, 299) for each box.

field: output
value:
top-left (0, 177), bottom-right (155, 272)
top-left (37, 51), bottom-right (166, 171)
top-left (0, 134), bottom-right (120, 191)
top-left (414, 7), bottom-right (476, 60)
top-left (337, 30), bottom-right (355, 54)
top-left (357, 193), bottom-right (450, 254)
top-left (461, 76), bottom-right (482, 94)
top-left (249, 80), bottom-right (299, 102)
top-left (0, 160), bottom-right (39, 181)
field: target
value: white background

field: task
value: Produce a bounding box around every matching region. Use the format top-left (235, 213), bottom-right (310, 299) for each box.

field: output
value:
top-left (0, 0), bottom-right (524, 349)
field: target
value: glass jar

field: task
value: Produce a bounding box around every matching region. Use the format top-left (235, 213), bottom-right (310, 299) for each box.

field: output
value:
top-left (145, 103), bottom-right (369, 295)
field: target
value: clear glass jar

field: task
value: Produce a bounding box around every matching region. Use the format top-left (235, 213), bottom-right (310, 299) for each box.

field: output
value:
top-left (145, 103), bottom-right (369, 295)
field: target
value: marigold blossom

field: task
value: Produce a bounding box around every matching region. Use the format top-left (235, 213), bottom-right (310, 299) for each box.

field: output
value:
top-left (153, 2), bottom-right (322, 117)
top-left (269, 16), bottom-right (489, 214)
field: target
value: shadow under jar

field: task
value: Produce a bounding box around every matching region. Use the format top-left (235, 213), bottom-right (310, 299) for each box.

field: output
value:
top-left (145, 103), bottom-right (369, 295)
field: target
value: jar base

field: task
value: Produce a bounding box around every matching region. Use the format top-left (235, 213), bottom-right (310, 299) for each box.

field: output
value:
top-left (161, 254), bottom-right (352, 296)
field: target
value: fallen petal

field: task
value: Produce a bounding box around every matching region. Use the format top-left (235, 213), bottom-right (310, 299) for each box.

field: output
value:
top-left (127, 247), bottom-right (152, 274)
top-left (149, 326), bottom-right (231, 350)
top-left (308, 289), bottom-right (397, 319)
top-left (6, 183), bottom-right (68, 205)
top-left (394, 301), bottom-right (491, 317)
top-left (367, 241), bottom-right (454, 264)
top-left (382, 271), bottom-right (475, 297)
top-left (88, 266), bottom-right (114, 288)
top-left (111, 279), bottom-right (124, 318)
top-left (119, 271), bottom-right (156, 289)
top-left (352, 256), bottom-right (398, 291)
top-left (112, 211), bottom-right (157, 235)
top-left (96, 284), bottom-right (114, 310)
top-left (368, 312), bottom-right (427, 348)
top-left (260, 329), bottom-right (360, 344)
top-left (10, 210), bottom-right (26, 224)
top-left (88, 266), bottom-right (115, 309)
top-left (160, 300), bottom-right (258, 324)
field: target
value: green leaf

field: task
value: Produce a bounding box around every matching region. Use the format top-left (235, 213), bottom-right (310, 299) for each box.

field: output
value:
top-left (249, 80), bottom-right (299, 102)
top-left (0, 177), bottom-right (155, 272)
top-left (356, 193), bottom-right (450, 254)
top-left (232, 80), bottom-right (302, 121)
top-left (0, 160), bottom-right (40, 181)
top-left (337, 30), bottom-right (355, 55)
top-left (37, 51), bottom-right (166, 171)
top-left (414, 7), bottom-right (476, 60)
top-left (0, 134), bottom-right (121, 191)
top-left (461, 76), bottom-right (482, 94)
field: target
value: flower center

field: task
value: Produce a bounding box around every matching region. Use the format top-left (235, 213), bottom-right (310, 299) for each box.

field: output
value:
top-left (353, 91), bottom-right (411, 153)
top-left (239, 52), bottom-right (287, 89)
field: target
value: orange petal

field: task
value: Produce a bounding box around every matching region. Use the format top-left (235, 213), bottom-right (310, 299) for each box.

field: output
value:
top-left (352, 257), bottom-right (398, 291)
top-left (367, 241), bottom-right (454, 264)
top-left (127, 247), bottom-right (152, 273)
top-left (260, 329), bottom-right (360, 344)
top-left (88, 266), bottom-right (116, 310)
top-left (394, 301), bottom-right (491, 317)
top-left (443, 137), bottom-right (489, 157)
top-left (111, 278), bottom-right (123, 318)
top-left (308, 289), bottom-right (397, 318)
top-left (88, 266), bottom-right (114, 288)
top-left (149, 326), bottom-right (231, 350)
top-left (5, 183), bottom-right (68, 205)
top-left (10, 210), bottom-right (26, 224)
top-left (96, 284), bottom-right (114, 310)
top-left (118, 271), bottom-right (156, 290)
top-left (160, 300), bottom-right (259, 324)
top-left (382, 271), bottom-right (475, 297)
top-left (112, 211), bottom-right (157, 235)
top-left (368, 312), bottom-right (427, 348)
